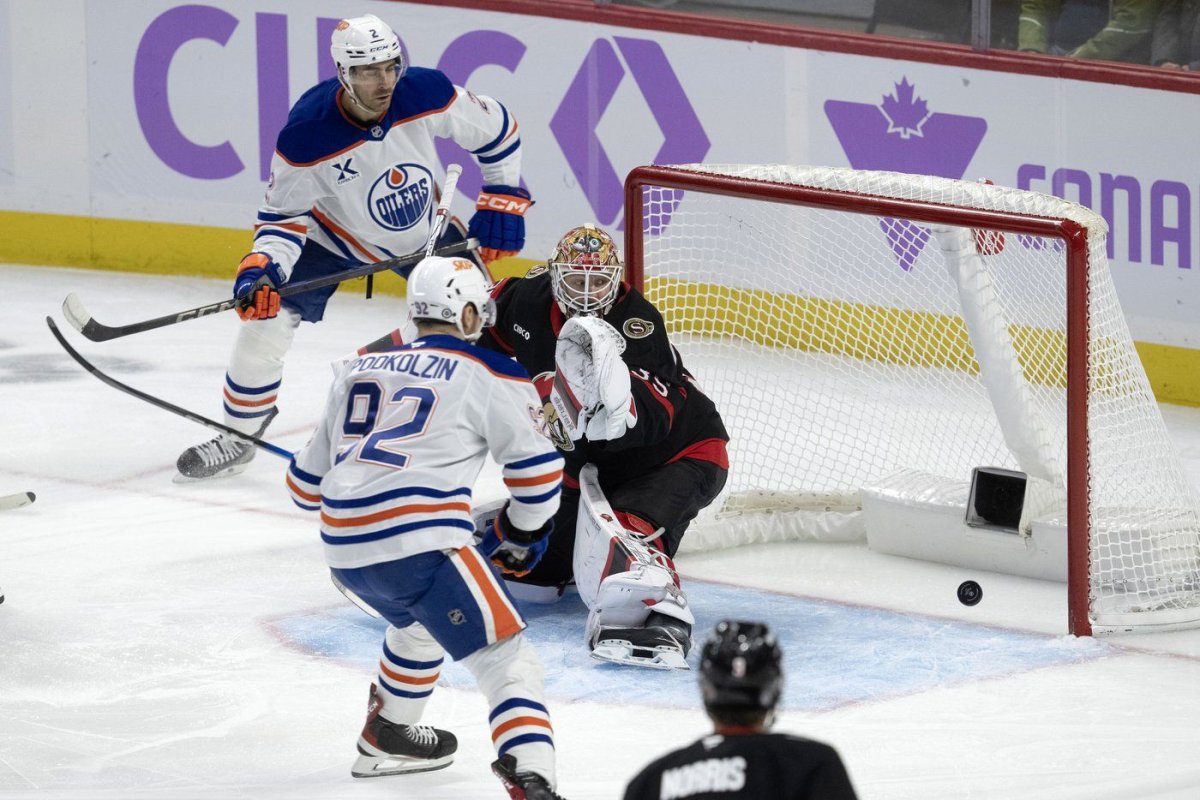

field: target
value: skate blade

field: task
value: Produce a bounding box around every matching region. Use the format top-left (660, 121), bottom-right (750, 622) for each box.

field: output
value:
top-left (171, 462), bottom-right (251, 484)
top-left (590, 640), bottom-right (690, 670)
top-left (351, 752), bottom-right (454, 777)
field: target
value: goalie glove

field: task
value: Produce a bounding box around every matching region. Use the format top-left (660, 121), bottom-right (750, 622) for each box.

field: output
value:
top-left (550, 316), bottom-right (637, 442)
top-left (475, 504), bottom-right (553, 577)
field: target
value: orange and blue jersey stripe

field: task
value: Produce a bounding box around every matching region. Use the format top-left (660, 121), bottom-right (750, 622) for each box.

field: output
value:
top-left (378, 642), bottom-right (442, 700)
top-left (224, 374), bottom-right (279, 421)
top-left (317, 485), bottom-right (475, 546)
top-left (503, 451), bottom-right (563, 520)
top-left (488, 697), bottom-right (554, 758)
top-left (451, 546), bottom-right (524, 645)
top-left (286, 460), bottom-right (321, 511)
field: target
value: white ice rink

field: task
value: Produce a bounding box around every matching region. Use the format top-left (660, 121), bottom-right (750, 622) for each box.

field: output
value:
top-left (2, 264), bottom-right (1200, 800)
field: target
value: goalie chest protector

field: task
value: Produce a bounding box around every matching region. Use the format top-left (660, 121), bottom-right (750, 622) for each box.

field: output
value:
top-left (480, 271), bottom-right (728, 481)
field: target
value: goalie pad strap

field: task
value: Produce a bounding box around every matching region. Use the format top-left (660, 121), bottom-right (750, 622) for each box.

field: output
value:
top-left (574, 465), bottom-right (693, 635)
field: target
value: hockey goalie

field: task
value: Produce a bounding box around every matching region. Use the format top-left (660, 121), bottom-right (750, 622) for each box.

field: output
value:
top-left (473, 224), bottom-right (731, 669)
top-left (357, 225), bottom-right (730, 668)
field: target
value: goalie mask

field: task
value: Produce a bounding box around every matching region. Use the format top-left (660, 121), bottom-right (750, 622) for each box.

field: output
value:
top-left (330, 14), bottom-right (405, 112)
top-left (549, 224), bottom-right (624, 317)
top-left (406, 256), bottom-right (496, 342)
top-left (699, 620), bottom-right (783, 722)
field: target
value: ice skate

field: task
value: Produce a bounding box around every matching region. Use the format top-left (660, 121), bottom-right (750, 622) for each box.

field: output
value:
top-left (492, 754), bottom-right (566, 800)
top-left (351, 683), bottom-right (456, 777)
top-left (590, 611), bottom-right (692, 671)
top-left (174, 408), bottom-right (277, 482)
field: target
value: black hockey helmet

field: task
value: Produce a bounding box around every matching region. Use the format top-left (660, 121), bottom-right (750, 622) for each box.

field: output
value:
top-left (699, 620), bottom-right (783, 712)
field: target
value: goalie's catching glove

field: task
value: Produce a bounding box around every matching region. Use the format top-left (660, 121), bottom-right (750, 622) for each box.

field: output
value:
top-left (551, 316), bottom-right (636, 441)
top-left (468, 184), bottom-right (533, 264)
top-left (476, 504), bottom-right (553, 577)
top-left (233, 253), bottom-right (285, 321)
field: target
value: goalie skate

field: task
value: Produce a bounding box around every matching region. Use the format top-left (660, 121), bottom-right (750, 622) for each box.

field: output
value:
top-left (590, 611), bottom-right (692, 671)
top-left (174, 408), bottom-right (277, 482)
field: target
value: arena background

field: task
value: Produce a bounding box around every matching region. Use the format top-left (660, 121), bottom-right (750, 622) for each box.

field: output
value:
top-left (4, 0), bottom-right (1200, 402)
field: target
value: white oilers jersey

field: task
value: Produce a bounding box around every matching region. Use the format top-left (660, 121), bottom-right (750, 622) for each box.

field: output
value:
top-left (288, 334), bottom-right (563, 570)
top-left (254, 68), bottom-right (521, 276)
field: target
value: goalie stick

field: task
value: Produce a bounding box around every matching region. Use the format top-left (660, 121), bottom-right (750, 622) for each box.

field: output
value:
top-left (46, 317), bottom-right (293, 461)
top-left (63, 165), bottom-right (467, 343)
top-left (330, 573), bottom-right (383, 619)
top-left (0, 492), bottom-right (35, 511)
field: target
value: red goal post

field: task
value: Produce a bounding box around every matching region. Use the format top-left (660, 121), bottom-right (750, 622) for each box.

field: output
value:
top-left (623, 163), bottom-right (1200, 636)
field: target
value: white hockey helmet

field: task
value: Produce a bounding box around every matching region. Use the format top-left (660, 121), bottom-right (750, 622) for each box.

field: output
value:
top-left (548, 224), bottom-right (624, 317)
top-left (330, 14), bottom-right (405, 103)
top-left (406, 256), bottom-right (496, 341)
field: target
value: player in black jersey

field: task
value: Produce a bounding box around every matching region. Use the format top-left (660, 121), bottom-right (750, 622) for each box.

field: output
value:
top-left (623, 621), bottom-right (859, 800)
top-left (479, 224), bottom-right (728, 668)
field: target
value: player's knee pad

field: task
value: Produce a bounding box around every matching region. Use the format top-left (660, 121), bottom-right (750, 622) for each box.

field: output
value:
top-left (229, 307), bottom-right (301, 377)
top-left (460, 632), bottom-right (544, 697)
top-left (377, 623), bottom-right (444, 722)
top-left (384, 622), bottom-right (444, 663)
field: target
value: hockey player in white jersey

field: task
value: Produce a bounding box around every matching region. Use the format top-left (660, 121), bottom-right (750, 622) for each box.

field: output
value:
top-left (287, 256), bottom-right (566, 800)
top-left (178, 12), bottom-right (533, 481)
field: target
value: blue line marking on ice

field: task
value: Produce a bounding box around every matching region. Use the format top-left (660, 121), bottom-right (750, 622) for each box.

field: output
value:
top-left (273, 579), bottom-right (1112, 711)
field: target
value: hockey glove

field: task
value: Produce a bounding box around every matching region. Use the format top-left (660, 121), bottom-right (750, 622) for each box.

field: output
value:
top-left (233, 253), bottom-right (286, 321)
top-left (468, 184), bottom-right (533, 264)
top-left (552, 316), bottom-right (636, 441)
top-left (476, 504), bottom-right (553, 577)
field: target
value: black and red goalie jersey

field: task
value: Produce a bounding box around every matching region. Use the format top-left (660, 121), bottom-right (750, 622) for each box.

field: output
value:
top-left (476, 265), bottom-right (729, 489)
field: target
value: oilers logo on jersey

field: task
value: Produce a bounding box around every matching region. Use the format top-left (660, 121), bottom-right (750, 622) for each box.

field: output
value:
top-left (369, 163), bottom-right (432, 231)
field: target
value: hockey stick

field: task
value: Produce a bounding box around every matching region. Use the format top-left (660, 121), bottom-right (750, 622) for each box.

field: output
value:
top-left (330, 573), bottom-right (383, 619)
top-left (0, 492), bottom-right (35, 511)
top-left (46, 317), bottom-right (294, 460)
top-left (62, 165), bottom-right (467, 343)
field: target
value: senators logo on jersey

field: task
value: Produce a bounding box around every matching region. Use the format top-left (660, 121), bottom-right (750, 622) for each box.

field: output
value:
top-left (533, 371), bottom-right (574, 451)
top-left (623, 318), bottom-right (654, 338)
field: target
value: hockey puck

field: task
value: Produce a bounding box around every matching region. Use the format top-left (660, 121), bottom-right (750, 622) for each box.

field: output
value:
top-left (957, 580), bottom-right (982, 606)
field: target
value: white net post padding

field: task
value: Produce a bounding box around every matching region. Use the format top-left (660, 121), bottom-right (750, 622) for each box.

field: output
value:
top-left (626, 163), bottom-right (1200, 634)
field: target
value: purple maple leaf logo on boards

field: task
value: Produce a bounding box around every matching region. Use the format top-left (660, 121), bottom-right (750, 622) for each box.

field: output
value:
top-left (880, 78), bottom-right (931, 139)
top-left (825, 79), bottom-right (987, 269)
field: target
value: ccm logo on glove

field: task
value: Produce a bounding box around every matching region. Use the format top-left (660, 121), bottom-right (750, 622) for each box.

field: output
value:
top-left (476, 192), bottom-right (532, 215)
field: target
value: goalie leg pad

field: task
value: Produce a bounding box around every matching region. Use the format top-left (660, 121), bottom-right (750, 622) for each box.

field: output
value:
top-left (574, 465), bottom-right (693, 669)
top-left (584, 548), bottom-right (694, 631)
top-left (574, 465), bottom-right (693, 619)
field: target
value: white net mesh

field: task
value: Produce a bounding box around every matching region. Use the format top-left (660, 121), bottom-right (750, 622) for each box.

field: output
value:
top-left (633, 164), bottom-right (1200, 631)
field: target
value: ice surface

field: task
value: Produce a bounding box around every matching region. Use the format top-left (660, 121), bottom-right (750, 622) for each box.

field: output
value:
top-left (2, 265), bottom-right (1199, 799)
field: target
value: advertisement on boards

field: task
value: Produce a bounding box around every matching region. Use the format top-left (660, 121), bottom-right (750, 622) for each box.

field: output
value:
top-left (2, 0), bottom-right (1200, 356)
top-left (77, 0), bottom-right (779, 253)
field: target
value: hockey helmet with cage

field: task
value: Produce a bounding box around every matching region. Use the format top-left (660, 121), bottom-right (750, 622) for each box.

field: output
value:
top-left (330, 14), bottom-right (405, 105)
top-left (699, 620), bottom-right (784, 715)
top-left (406, 256), bottom-right (496, 342)
top-left (548, 224), bottom-right (624, 317)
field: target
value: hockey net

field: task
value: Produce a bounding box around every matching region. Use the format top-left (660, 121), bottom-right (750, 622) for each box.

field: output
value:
top-left (624, 163), bottom-right (1200, 634)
